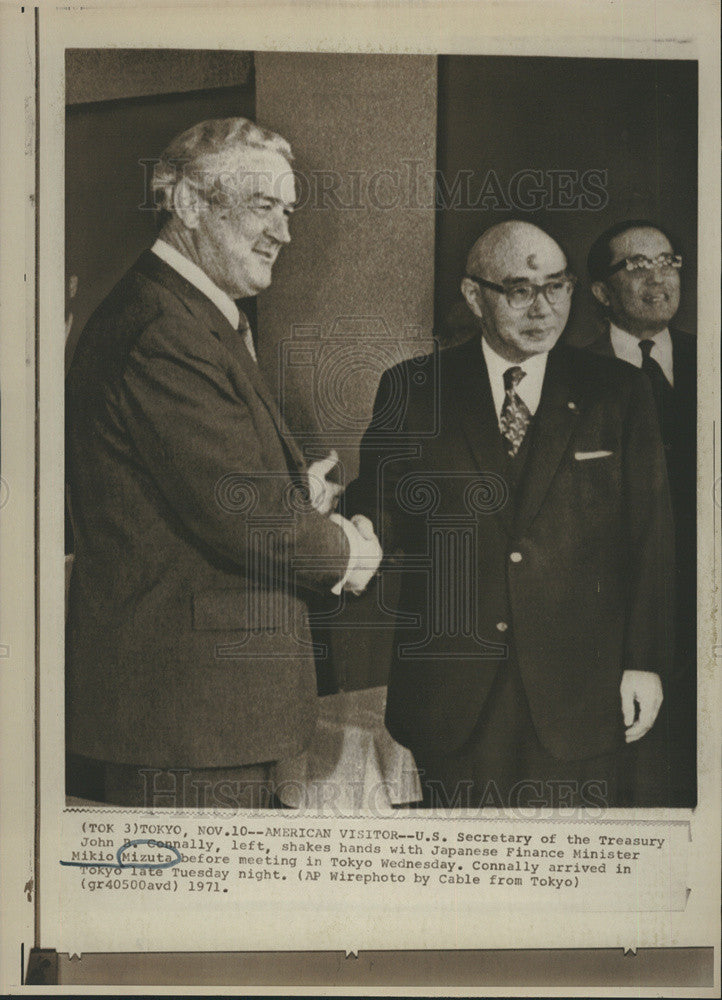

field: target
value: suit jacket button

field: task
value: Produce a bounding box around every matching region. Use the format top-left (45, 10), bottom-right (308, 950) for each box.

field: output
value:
top-left (496, 621), bottom-right (508, 632)
top-left (509, 551), bottom-right (523, 563)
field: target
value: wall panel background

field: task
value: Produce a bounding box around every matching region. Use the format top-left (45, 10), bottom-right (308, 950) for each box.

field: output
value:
top-left (256, 52), bottom-right (438, 477)
top-left (435, 55), bottom-right (698, 347)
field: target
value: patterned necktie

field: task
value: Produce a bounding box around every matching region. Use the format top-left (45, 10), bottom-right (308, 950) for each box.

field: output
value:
top-left (639, 338), bottom-right (667, 420)
top-left (500, 366), bottom-right (532, 457)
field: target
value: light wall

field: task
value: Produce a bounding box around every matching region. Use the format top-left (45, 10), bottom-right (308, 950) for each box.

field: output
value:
top-left (256, 52), bottom-right (438, 479)
top-left (256, 53), bottom-right (437, 690)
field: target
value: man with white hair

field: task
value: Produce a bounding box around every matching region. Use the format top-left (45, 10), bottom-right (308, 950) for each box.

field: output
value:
top-left (350, 220), bottom-right (674, 809)
top-left (66, 118), bottom-right (380, 808)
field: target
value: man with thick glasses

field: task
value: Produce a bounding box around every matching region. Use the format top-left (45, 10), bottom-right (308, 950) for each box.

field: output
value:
top-left (350, 219), bottom-right (674, 809)
top-left (587, 220), bottom-right (697, 806)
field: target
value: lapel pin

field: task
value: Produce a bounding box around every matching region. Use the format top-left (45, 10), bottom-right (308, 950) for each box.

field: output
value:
top-left (567, 401), bottom-right (578, 412)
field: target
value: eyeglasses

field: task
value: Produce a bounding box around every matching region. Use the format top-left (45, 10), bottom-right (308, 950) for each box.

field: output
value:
top-left (465, 273), bottom-right (577, 310)
top-left (606, 252), bottom-right (683, 277)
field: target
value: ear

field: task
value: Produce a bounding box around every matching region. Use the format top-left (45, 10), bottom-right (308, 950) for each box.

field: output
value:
top-left (590, 280), bottom-right (611, 308)
top-left (461, 277), bottom-right (483, 319)
top-left (172, 177), bottom-right (204, 230)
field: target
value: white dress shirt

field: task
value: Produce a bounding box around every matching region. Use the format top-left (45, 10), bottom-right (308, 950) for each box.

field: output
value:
top-left (151, 239), bottom-right (257, 362)
top-left (608, 322), bottom-right (674, 387)
top-left (481, 336), bottom-right (548, 427)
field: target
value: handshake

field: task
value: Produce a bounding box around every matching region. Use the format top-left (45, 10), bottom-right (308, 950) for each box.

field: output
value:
top-left (306, 450), bottom-right (382, 596)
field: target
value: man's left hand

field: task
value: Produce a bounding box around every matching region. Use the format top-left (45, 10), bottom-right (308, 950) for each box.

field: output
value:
top-left (620, 670), bottom-right (663, 742)
top-left (306, 450), bottom-right (343, 514)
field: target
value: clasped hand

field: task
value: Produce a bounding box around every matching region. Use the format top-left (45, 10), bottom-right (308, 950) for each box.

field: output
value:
top-left (329, 513), bottom-right (382, 595)
top-left (306, 450), bottom-right (343, 514)
top-left (307, 450), bottom-right (382, 595)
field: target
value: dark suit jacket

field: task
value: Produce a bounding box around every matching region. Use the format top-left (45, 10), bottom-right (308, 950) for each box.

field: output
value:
top-left (587, 325), bottom-right (696, 804)
top-left (66, 251), bottom-right (349, 769)
top-left (587, 326), bottom-right (696, 655)
top-left (349, 336), bottom-right (674, 762)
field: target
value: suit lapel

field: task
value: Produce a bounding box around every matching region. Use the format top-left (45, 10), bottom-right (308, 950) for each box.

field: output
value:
top-left (136, 249), bottom-right (234, 342)
top-left (587, 327), bottom-right (615, 358)
top-left (514, 345), bottom-right (580, 534)
top-left (450, 338), bottom-right (513, 532)
top-left (216, 320), bottom-right (307, 470)
top-left (134, 251), bottom-right (306, 471)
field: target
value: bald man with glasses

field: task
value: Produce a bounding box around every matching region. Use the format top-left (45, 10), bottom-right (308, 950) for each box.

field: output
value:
top-left (349, 220), bottom-right (674, 809)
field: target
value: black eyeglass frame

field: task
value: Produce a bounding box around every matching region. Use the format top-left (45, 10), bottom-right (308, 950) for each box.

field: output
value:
top-left (464, 272), bottom-right (577, 309)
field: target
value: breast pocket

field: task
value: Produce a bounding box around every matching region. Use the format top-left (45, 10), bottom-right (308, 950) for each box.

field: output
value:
top-left (573, 450), bottom-right (614, 461)
top-left (568, 447), bottom-right (621, 517)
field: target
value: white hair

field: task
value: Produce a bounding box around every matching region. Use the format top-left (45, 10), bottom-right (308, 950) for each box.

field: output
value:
top-left (151, 117), bottom-right (294, 221)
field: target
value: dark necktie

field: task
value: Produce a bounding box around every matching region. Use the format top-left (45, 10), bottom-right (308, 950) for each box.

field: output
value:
top-left (639, 338), bottom-right (668, 420)
top-left (500, 366), bottom-right (532, 457)
top-left (237, 312), bottom-right (257, 362)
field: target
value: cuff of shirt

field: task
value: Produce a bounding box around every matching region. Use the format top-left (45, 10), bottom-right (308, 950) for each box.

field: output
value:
top-left (329, 513), bottom-right (359, 595)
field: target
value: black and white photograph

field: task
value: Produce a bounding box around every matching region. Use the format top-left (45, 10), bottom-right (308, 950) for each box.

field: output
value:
top-left (63, 49), bottom-right (698, 812)
top-left (0, 0), bottom-right (719, 993)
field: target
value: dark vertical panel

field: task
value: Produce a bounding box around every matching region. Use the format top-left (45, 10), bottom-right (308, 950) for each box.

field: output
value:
top-left (65, 49), bottom-right (252, 105)
top-left (435, 56), bottom-right (698, 346)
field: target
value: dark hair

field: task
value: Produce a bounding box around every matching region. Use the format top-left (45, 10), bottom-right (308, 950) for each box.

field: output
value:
top-left (587, 219), bottom-right (676, 282)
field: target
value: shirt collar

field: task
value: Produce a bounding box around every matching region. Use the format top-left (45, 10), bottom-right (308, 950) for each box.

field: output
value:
top-left (151, 239), bottom-right (240, 332)
top-left (481, 336), bottom-right (548, 418)
top-left (608, 322), bottom-right (674, 386)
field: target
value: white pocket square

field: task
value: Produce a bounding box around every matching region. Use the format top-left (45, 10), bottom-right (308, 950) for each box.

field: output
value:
top-left (574, 450), bottom-right (614, 460)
